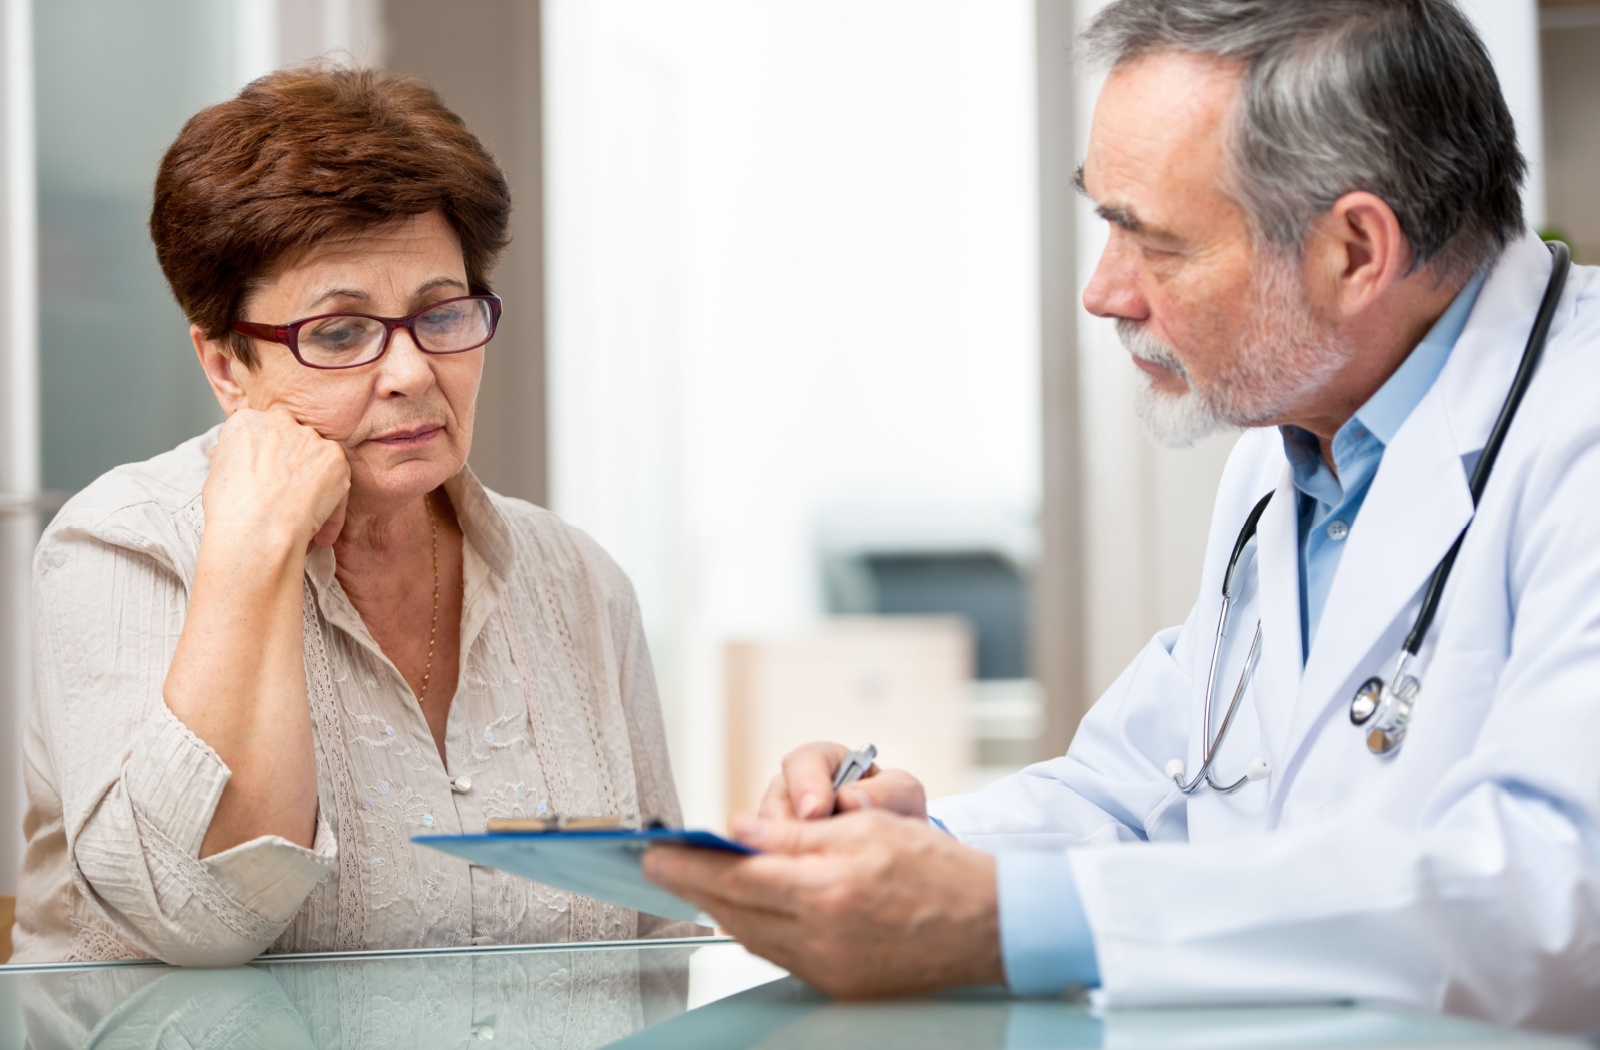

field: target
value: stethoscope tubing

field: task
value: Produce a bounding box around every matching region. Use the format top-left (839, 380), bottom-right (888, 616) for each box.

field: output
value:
top-left (1401, 240), bottom-right (1571, 659)
top-left (1174, 492), bottom-right (1272, 795)
top-left (1176, 241), bottom-right (1571, 790)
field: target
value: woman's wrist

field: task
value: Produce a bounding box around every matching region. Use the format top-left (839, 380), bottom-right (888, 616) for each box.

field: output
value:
top-left (196, 520), bottom-right (307, 584)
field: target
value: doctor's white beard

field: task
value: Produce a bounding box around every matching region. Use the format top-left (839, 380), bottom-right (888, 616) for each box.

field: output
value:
top-left (1119, 251), bottom-right (1357, 448)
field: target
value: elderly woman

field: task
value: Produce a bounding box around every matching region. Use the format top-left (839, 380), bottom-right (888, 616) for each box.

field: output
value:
top-left (13, 67), bottom-right (684, 965)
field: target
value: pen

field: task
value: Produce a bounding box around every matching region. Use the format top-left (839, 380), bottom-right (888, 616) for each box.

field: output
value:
top-left (831, 743), bottom-right (878, 795)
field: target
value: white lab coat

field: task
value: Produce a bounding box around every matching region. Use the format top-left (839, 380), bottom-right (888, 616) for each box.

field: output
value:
top-left (930, 231), bottom-right (1600, 1030)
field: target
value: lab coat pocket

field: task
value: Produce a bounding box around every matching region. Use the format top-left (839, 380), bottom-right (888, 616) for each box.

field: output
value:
top-left (1092, 627), bottom-right (1196, 784)
top-left (1389, 649), bottom-right (1500, 780)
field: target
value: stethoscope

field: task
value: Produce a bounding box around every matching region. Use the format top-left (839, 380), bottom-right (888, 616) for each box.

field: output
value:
top-left (1167, 241), bottom-right (1571, 795)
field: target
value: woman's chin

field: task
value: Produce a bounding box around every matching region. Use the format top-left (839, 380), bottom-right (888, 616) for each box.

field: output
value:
top-left (349, 453), bottom-right (465, 505)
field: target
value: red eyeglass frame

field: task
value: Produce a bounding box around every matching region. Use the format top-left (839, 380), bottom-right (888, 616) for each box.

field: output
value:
top-left (228, 294), bottom-right (504, 370)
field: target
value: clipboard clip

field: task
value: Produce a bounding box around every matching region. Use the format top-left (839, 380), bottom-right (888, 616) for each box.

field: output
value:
top-left (485, 815), bottom-right (669, 834)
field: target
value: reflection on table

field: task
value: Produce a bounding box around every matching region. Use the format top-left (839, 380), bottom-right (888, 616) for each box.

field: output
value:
top-left (619, 976), bottom-right (1587, 1050)
top-left (9, 938), bottom-right (704, 1049)
top-left (0, 937), bottom-right (1587, 1049)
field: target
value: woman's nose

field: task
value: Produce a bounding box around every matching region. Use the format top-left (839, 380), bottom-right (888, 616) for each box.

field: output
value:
top-left (375, 327), bottom-right (436, 396)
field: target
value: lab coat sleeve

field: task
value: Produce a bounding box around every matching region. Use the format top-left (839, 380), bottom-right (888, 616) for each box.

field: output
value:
top-left (928, 618), bottom-right (1199, 851)
top-left (1067, 415), bottom-right (1600, 1029)
top-left (927, 430), bottom-right (1276, 852)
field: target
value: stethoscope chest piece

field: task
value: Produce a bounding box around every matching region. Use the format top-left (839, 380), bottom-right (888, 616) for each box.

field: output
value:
top-left (1349, 678), bottom-right (1383, 725)
top-left (1350, 666), bottom-right (1420, 755)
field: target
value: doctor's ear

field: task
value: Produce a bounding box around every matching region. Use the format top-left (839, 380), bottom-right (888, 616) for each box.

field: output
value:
top-left (1306, 191), bottom-right (1410, 319)
top-left (192, 323), bottom-right (249, 415)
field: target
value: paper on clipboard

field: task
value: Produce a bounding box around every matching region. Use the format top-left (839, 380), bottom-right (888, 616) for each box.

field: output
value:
top-left (414, 827), bottom-right (754, 924)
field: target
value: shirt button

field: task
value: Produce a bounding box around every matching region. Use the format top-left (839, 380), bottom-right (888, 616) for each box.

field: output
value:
top-left (1327, 520), bottom-right (1349, 541)
top-left (472, 1024), bottom-right (496, 1040)
top-left (452, 776), bottom-right (473, 794)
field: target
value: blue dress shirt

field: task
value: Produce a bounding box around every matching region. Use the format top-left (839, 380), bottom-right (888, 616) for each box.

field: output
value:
top-left (1284, 272), bottom-right (1486, 654)
top-left (995, 273), bottom-right (1488, 996)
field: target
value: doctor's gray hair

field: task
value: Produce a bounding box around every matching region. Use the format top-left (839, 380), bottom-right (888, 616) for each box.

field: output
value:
top-left (1081, 0), bottom-right (1526, 281)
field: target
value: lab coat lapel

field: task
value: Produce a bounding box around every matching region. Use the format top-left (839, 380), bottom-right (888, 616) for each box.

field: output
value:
top-left (1276, 232), bottom-right (1554, 773)
top-left (1282, 387), bottom-right (1474, 765)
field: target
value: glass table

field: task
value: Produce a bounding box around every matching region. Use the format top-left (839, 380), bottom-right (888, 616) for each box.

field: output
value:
top-left (0, 937), bottom-right (1586, 1048)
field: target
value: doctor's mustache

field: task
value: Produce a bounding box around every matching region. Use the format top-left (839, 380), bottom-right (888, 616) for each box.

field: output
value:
top-left (1117, 320), bottom-right (1192, 382)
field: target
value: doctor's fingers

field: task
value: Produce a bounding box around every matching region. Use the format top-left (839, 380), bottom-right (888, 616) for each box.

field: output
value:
top-left (645, 843), bottom-right (846, 917)
top-left (675, 879), bottom-right (962, 1001)
top-left (776, 741), bottom-right (853, 819)
top-left (835, 767), bottom-right (927, 819)
top-left (665, 900), bottom-right (843, 992)
top-left (757, 772), bottom-right (800, 820)
top-left (695, 908), bottom-right (888, 1000)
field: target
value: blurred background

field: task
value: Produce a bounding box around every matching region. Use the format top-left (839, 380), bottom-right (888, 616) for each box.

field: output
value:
top-left (0, 0), bottom-right (1584, 904)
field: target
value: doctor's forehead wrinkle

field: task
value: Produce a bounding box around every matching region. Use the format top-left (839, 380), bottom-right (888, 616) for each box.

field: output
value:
top-left (1075, 162), bottom-right (1186, 246)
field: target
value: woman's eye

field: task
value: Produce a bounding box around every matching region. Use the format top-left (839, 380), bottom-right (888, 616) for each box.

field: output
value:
top-left (418, 304), bottom-right (465, 329)
top-left (307, 318), bottom-right (377, 351)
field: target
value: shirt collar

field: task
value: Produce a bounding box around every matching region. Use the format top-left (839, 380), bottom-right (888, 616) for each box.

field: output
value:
top-left (1353, 270), bottom-right (1487, 446)
top-left (443, 465), bottom-right (514, 580)
top-left (1279, 269), bottom-right (1487, 467)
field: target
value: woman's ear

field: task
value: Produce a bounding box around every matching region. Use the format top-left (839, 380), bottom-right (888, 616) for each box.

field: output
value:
top-left (192, 324), bottom-right (248, 414)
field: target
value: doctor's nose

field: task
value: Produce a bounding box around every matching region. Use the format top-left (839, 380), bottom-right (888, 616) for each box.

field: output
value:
top-left (1082, 242), bottom-right (1147, 322)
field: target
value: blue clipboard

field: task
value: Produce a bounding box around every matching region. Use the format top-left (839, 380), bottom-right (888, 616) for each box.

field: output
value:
top-left (414, 827), bottom-right (754, 923)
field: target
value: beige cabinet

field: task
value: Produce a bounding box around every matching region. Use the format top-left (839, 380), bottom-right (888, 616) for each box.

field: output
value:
top-left (724, 618), bottom-right (974, 824)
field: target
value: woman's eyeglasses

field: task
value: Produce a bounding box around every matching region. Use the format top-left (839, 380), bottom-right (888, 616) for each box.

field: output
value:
top-left (229, 294), bottom-right (503, 370)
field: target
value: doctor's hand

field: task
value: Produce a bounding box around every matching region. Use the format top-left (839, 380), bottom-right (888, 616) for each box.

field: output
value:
top-left (642, 810), bottom-right (1002, 998)
top-left (759, 741), bottom-right (928, 821)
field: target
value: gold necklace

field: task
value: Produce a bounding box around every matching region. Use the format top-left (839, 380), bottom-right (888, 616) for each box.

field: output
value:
top-left (418, 493), bottom-right (440, 703)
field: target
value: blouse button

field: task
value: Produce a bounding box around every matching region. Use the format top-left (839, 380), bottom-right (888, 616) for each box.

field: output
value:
top-left (452, 776), bottom-right (473, 794)
top-left (421, 814), bottom-right (435, 827)
top-left (472, 1023), bottom-right (496, 1040)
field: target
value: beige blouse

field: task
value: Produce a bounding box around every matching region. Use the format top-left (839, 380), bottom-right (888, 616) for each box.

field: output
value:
top-left (14, 427), bottom-right (686, 965)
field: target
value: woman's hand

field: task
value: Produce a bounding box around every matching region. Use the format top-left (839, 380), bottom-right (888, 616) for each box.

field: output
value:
top-left (204, 408), bottom-right (350, 551)
top-left (168, 408), bottom-right (347, 857)
top-left (758, 741), bottom-right (929, 821)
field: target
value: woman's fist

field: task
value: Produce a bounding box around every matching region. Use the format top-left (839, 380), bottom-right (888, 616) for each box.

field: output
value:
top-left (203, 409), bottom-right (350, 551)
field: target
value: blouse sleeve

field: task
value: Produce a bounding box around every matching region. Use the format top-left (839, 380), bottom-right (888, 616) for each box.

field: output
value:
top-left (607, 576), bottom-right (710, 938)
top-left (613, 588), bottom-right (681, 830)
top-left (33, 518), bottom-right (335, 966)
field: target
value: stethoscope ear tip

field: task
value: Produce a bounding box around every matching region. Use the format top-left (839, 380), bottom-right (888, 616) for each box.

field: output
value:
top-left (1164, 759), bottom-right (1186, 782)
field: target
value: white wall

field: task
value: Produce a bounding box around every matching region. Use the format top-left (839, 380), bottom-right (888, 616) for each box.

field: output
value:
top-left (545, 0), bottom-right (1040, 826)
top-left (1457, 0), bottom-right (1544, 228)
top-left (240, 0), bottom-right (385, 80)
top-left (0, 0), bottom-right (39, 898)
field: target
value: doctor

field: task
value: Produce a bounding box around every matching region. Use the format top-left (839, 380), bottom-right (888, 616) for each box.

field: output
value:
top-left (645, 0), bottom-right (1600, 1030)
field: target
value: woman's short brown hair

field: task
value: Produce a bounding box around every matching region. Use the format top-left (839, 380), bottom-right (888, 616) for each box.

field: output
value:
top-left (150, 65), bottom-right (512, 367)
